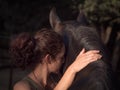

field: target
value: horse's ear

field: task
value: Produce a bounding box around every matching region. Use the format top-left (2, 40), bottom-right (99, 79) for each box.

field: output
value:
top-left (76, 9), bottom-right (89, 25)
top-left (49, 8), bottom-right (62, 31)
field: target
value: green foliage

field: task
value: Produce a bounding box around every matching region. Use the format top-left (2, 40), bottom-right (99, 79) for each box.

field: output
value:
top-left (69, 0), bottom-right (84, 10)
top-left (82, 0), bottom-right (120, 25)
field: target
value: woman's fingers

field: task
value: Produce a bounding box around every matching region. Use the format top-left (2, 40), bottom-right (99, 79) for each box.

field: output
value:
top-left (88, 54), bottom-right (102, 61)
top-left (72, 49), bottom-right (102, 72)
top-left (79, 48), bottom-right (85, 55)
top-left (86, 50), bottom-right (100, 55)
top-left (78, 49), bottom-right (100, 58)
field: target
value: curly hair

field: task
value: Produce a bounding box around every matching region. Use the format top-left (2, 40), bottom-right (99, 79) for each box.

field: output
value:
top-left (9, 29), bottom-right (64, 70)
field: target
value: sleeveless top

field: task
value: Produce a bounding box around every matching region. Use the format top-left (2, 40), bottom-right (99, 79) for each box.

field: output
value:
top-left (23, 77), bottom-right (45, 90)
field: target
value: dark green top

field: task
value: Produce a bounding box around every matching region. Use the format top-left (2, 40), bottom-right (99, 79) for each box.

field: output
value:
top-left (23, 77), bottom-right (45, 90)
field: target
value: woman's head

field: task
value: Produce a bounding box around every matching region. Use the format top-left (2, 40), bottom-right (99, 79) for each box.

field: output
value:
top-left (10, 29), bottom-right (65, 71)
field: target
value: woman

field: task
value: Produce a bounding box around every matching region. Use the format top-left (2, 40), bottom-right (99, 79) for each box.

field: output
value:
top-left (10, 29), bottom-right (101, 90)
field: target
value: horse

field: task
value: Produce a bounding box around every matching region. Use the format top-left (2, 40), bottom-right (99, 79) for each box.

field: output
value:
top-left (49, 8), bottom-right (119, 90)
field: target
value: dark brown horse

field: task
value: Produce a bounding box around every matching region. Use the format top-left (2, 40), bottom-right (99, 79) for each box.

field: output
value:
top-left (49, 8), bottom-right (119, 90)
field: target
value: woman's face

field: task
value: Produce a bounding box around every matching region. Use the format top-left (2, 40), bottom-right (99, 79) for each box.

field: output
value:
top-left (50, 45), bottom-right (65, 74)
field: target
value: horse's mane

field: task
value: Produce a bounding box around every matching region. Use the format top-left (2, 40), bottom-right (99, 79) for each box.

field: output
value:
top-left (49, 8), bottom-right (119, 90)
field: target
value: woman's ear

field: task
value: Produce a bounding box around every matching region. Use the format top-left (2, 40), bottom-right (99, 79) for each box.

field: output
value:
top-left (44, 54), bottom-right (53, 64)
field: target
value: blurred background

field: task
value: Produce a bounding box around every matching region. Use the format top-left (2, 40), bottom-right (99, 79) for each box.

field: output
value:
top-left (0, 0), bottom-right (120, 90)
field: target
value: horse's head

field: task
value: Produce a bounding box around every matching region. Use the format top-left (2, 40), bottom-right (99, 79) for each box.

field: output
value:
top-left (49, 8), bottom-right (109, 72)
top-left (48, 8), bottom-right (119, 90)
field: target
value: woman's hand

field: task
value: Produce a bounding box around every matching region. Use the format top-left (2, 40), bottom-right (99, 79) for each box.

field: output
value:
top-left (54, 48), bottom-right (102, 90)
top-left (70, 48), bottom-right (102, 73)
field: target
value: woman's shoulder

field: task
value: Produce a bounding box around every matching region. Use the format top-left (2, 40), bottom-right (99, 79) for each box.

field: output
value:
top-left (14, 76), bottom-right (45, 90)
top-left (14, 80), bottom-right (31, 90)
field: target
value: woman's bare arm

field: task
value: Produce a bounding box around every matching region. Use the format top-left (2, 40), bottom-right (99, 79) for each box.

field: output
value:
top-left (54, 48), bottom-right (102, 90)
